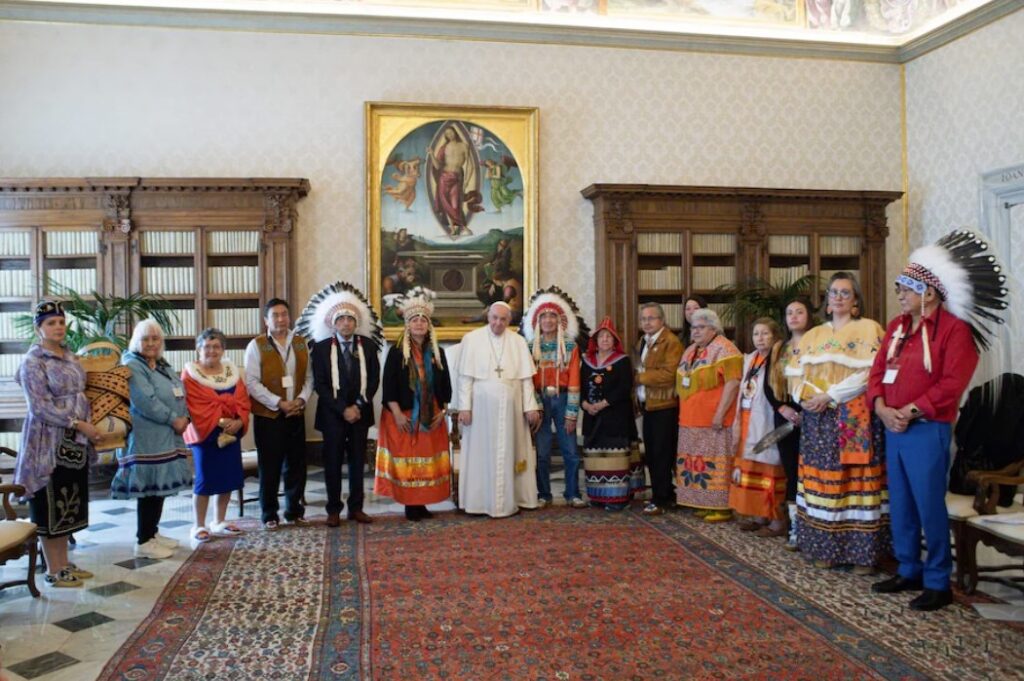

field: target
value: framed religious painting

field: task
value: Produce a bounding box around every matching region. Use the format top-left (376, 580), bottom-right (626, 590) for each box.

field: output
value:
top-left (366, 102), bottom-right (539, 341)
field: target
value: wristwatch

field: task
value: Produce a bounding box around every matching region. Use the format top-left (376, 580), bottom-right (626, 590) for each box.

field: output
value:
top-left (909, 405), bottom-right (921, 417)
top-left (69, 417), bottom-right (79, 429)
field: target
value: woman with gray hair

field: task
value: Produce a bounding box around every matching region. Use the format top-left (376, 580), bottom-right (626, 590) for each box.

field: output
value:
top-left (181, 328), bottom-right (250, 543)
top-left (112, 319), bottom-right (193, 559)
top-left (674, 308), bottom-right (743, 522)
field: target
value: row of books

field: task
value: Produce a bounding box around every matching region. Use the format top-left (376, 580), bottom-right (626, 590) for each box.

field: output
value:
top-left (820, 236), bottom-right (862, 256)
top-left (637, 233), bottom-right (684, 255)
top-left (820, 269), bottom-right (862, 287)
top-left (162, 349), bottom-right (245, 372)
top-left (0, 311), bottom-right (25, 339)
top-left (0, 354), bottom-right (22, 377)
top-left (46, 268), bottom-right (97, 294)
top-left (165, 312), bottom-right (198, 338)
top-left (208, 267), bottom-right (259, 295)
top-left (692, 266), bottom-right (737, 290)
top-left (638, 266), bottom-right (683, 290)
top-left (767, 235), bottom-right (809, 256)
top-left (140, 231), bottom-right (196, 255)
top-left (208, 231), bottom-right (260, 254)
top-left (0, 270), bottom-right (33, 297)
top-left (0, 232), bottom-right (31, 257)
top-left (45, 231), bottom-right (97, 256)
top-left (768, 265), bottom-right (811, 287)
top-left (207, 308), bottom-right (261, 336)
top-left (0, 431), bottom-right (20, 450)
top-left (692, 233), bottom-right (737, 255)
top-left (645, 302), bottom-right (732, 330)
top-left (143, 267), bottom-right (194, 295)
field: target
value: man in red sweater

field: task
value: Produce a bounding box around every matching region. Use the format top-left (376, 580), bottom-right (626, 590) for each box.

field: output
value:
top-left (868, 231), bottom-right (1009, 611)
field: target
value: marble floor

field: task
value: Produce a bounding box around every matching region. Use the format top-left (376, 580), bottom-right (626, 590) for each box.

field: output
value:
top-left (1, 465), bottom-right (1021, 681)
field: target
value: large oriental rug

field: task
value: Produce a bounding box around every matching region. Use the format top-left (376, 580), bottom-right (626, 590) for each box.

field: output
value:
top-left (100, 509), bottom-right (1024, 680)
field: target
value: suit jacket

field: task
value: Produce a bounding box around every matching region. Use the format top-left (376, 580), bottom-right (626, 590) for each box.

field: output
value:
top-left (311, 335), bottom-right (380, 432)
top-left (634, 327), bottom-right (684, 412)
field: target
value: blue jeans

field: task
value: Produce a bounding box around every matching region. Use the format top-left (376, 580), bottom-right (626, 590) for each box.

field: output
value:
top-left (535, 391), bottom-right (581, 501)
top-left (887, 420), bottom-right (953, 591)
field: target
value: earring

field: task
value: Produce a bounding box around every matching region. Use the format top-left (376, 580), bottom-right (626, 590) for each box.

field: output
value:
top-left (852, 305), bottom-right (859, 317)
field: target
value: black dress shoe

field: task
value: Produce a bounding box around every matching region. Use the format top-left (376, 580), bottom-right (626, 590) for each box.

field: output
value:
top-left (404, 506), bottom-right (422, 522)
top-left (872, 575), bottom-right (924, 594)
top-left (418, 506), bottom-right (434, 519)
top-left (909, 589), bottom-right (953, 611)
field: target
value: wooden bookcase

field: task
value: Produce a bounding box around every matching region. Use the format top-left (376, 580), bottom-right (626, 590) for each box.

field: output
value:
top-left (582, 184), bottom-right (903, 349)
top-left (0, 177), bottom-right (309, 440)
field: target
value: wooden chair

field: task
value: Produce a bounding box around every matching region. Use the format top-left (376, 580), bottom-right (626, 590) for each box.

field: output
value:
top-left (0, 482), bottom-right (39, 598)
top-left (236, 450), bottom-right (260, 517)
top-left (960, 461), bottom-right (1024, 594)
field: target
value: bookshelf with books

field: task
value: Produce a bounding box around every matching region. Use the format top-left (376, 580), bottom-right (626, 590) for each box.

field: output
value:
top-left (584, 184), bottom-right (901, 349)
top-left (0, 177), bottom-right (309, 445)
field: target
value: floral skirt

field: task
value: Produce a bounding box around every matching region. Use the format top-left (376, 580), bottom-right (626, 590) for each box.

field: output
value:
top-left (675, 426), bottom-right (733, 510)
top-left (29, 429), bottom-right (89, 537)
top-left (796, 402), bottom-right (890, 566)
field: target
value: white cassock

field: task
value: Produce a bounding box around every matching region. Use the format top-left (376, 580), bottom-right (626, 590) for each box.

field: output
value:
top-left (457, 326), bottom-right (539, 518)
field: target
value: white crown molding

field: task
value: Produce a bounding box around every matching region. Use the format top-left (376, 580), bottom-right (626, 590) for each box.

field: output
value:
top-left (0, 0), bottom-right (1019, 64)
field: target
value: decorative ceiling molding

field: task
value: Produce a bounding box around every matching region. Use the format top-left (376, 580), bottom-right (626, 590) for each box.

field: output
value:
top-left (0, 0), bottom-right (1019, 63)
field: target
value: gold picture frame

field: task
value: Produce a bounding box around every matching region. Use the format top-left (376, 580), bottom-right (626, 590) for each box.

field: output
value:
top-left (366, 102), bottom-right (539, 341)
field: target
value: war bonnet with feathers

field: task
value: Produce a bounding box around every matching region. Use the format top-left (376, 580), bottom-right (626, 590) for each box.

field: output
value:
top-left (520, 286), bottom-right (590, 369)
top-left (396, 286), bottom-right (442, 368)
top-left (296, 281), bottom-right (383, 348)
top-left (890, 230), bottom-right (1009, 372)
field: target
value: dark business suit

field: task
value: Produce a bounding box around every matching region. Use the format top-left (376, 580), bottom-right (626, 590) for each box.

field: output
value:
top-left (312, 334), bottom-right (380, 515)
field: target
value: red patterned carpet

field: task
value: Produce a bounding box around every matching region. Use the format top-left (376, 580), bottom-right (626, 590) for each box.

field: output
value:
top-left (99, 509), bottom-right (1024, 680)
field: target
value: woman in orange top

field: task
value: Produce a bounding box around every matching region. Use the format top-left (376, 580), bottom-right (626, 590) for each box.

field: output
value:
top-left (729, 318), bottom-right (788, 536)
top-left (675, 309), bottom-right (743, 522)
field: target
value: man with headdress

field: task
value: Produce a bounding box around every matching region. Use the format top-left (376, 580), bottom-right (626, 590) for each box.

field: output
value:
top-left (373, 287), bottom-right (453, 521)
top-left (868, 230), bottom-right (1009, 611)
top-left (456, 301), bottom-right (541, 517)
top-left (521, 286), bottom-right (589, 508)
top-left (300, 282), bottom-right (383, 526)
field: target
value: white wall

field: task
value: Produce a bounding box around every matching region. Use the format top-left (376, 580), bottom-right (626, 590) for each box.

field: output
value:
top-left (0, 20), bottom-right (903, 322)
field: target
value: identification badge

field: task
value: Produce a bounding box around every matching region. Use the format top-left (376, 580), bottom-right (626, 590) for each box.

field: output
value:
top-left (172, 386), bottom-right (184, 398)
top-left (741, 398), bottom-right (752, 409)
top-left (281, 376), bottom-right (295, 388)
top-left (882, 368), bottom-right (899, 385)
top-left (682, 377), bottom-right (691, 388)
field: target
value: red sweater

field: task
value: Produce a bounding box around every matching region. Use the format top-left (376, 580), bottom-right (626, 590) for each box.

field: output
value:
top-left (867, 306), bottom-right (978, 423)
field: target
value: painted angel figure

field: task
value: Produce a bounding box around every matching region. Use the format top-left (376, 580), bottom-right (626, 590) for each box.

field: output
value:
top-left (382, 154), bottom-right (422, 211)
top-left (483, 157), bottom-right (522, 213)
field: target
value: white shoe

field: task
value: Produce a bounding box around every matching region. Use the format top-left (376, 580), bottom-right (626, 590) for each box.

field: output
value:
top-left (135, 540), bottom-right (174, 559)
top-left (151, 533), bottom-right (179, 548)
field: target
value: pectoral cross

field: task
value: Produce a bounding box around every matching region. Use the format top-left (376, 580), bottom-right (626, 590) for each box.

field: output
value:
top-left (495, 365), bottom-right (504, 378)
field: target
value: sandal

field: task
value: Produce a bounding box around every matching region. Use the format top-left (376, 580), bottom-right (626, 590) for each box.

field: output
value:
top-left (210, 521), bottom-right (243, 536)
top-left (190, 526), bottom-right (212, 543)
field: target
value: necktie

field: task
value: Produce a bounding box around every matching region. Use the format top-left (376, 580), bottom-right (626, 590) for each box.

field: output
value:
top-left (342, 340), bottom-right (353, 371)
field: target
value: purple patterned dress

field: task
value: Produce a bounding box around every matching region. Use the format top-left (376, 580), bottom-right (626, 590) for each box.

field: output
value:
top-left (14, 344), bottom-right (93, 537)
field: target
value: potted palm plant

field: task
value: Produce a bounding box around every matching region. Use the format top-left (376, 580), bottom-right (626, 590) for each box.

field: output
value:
top-left (16, 285), bottom-right (177, 352)
top-left (716, 273), bottom-right (819, 350)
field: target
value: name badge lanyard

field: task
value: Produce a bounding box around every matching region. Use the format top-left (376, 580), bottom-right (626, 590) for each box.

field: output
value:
top-left (741, 353), bottom-right (765, 408)
top-left (681, 338), bottom-right (714, 389)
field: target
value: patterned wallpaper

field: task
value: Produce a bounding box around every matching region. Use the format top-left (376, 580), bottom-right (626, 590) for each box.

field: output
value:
top-left (0, 21), bottom-right (902, 323)
top-left (906, 8), bottom-right (1024, 246)
top-left (905, 8), bottom-right (1023, 366)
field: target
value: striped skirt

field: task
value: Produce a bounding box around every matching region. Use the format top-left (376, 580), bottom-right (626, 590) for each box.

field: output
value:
top-left (374, 409), bottom-right (452, 506)
top-left (796, 400), bottom-right (891, 566)
top-left (729, 409), bottom-right (787, 520)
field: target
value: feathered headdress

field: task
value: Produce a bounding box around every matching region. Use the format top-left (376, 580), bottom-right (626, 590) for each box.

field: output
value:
top-left (520, 286), bottom-right (590, 369)
top-left (396, 286), bottom-right (442, 368)
top-left (296, 281), bottom-right (383, 348)
top-left (890, 230), bottom-right (1009, 371)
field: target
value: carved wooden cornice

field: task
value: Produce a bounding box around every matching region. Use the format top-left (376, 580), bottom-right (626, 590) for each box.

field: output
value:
top-left (582, 184), bottom-right (903, 204)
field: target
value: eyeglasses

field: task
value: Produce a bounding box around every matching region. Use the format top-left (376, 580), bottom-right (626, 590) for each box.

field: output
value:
top-left (639, 316), bottom-right (661, 322)
top-left (827, 289), bottom-right (853, 300)
top-left (690, 324), bottom-right (709, 331)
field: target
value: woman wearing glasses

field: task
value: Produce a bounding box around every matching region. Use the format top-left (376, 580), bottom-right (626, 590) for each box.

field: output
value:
top-left (791, 273), bottom-right (888, 574)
